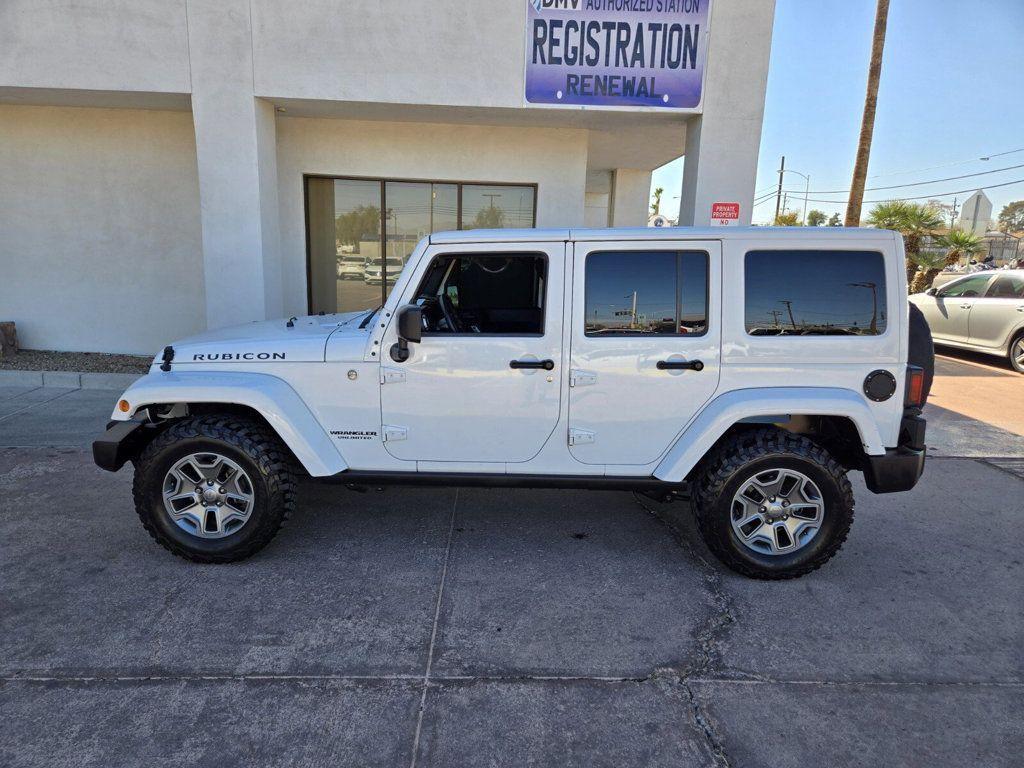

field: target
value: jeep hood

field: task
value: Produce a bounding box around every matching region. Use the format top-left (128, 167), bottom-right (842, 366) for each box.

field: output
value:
top-left (158, 311), bottom-right (373, 365)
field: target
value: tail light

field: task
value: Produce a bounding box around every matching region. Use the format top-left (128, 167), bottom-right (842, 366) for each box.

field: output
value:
top-left (905, 365), bottom-right (925, 408)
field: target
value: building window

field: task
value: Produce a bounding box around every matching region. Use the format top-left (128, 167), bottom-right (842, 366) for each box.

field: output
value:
top-left (305, 177), bottom-right (537, 314)
top-left (584, 251), bottom-right (709, 336)
top-left (744, 250), bottom-right (887, 336)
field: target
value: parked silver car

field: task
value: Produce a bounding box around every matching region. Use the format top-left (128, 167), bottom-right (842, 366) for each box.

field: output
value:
top-left (910, 270), bottom-right (1024, 373)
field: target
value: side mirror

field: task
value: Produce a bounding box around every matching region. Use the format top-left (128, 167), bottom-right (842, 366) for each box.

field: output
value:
top-left (398, 305), bottom-right (422, 344)
top-left (390, 305), bottom-right (422, 362)
top-left (925, 287), bottom-right (937, 296)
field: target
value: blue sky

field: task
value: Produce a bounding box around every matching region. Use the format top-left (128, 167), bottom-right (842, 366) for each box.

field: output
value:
top-left (651, 0), bottom-right (1024, 225)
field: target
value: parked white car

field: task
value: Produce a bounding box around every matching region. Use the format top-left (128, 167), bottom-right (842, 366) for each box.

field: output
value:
top-left (336, 253), bottom-right (364, 280)
top-left (94, 227), bottom-right (932, 579)
top-left (910, 269), bottom-right (1024, 373)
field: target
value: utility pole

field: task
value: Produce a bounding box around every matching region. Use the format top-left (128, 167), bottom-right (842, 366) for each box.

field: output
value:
top-left (780, 300), bottom-right (797, 330)
top-left (768, 309), bottom-right (783, 328)
top-left (949, 197), bottom-right (959, 230)
top-left (774, 155), bottom-right (786, 224)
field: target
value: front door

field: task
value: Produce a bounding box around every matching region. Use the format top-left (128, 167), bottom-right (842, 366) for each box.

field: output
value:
top-left (923, 274), bottom-right (994, 343)
top-left (379, 242), bottom-right (564, 463)
top-left (567, 240), bottom-right (722, 466)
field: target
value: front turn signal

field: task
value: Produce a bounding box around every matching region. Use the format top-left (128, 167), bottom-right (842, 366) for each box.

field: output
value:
top-left (118, 399), bottom-right (131, 413)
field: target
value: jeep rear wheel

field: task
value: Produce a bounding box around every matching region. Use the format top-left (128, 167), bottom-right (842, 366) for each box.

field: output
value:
top-left (132, 415), bottom-right (296, 563)
top-left (693, 428), bottom-right (854, 580)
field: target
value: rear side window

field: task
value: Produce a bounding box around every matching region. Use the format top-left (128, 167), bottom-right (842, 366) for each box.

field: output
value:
top-left (985, 275), bottom-right (1024, 298)
top-left (745, 250), bottom-right (887, 336)
top-left (585, 251), bottom-right (708, 336)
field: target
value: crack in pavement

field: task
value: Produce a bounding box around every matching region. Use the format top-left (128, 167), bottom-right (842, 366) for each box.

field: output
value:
top-left (632, 493), bottom-right (740, 767)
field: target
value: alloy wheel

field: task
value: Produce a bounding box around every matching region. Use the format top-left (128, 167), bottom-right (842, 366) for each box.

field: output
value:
top-left (162, 452), bottom-right (255, 538)
top-left (730, 468), bottom-right (825, 555)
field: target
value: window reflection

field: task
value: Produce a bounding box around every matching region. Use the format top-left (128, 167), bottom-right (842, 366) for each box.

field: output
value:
top-left (744, 250), bottom-right (887, 335)
top-left (461, 185), bottom-right (535, 230)
top-left (585, 251), bottom-right (708, 336)
top-left (307, 178), bottom-right (536, 314)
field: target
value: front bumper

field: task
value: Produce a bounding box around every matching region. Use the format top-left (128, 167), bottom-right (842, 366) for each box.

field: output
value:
top-left (92, 420), bottom-right (149, 472)
top-left (862, 412), bottom-right (927, 494)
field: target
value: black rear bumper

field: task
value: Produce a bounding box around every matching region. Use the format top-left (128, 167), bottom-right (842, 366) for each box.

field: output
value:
top-left (92, 420), bottom-right (149, 472)
top-left (862, 412), bottom-right (927, 494)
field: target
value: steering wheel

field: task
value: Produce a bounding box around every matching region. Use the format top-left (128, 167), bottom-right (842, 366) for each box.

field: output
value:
top-left (438, 293), bottom-right (464, 333)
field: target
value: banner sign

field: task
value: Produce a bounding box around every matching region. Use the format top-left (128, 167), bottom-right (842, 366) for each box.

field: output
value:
top-left (525, 0), bottom-right (710, 109)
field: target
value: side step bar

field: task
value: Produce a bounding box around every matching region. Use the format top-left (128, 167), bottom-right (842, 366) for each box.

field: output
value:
top-left (318, 470), bottom-right (686, 493)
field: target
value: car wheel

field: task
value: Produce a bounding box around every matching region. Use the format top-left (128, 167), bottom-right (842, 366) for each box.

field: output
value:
top-left (1010, 332), bottom-right (1024, 374)
top-left (692, 427), bottom-right (854, 580)
top-left (132, 415), bottom-right (296, 563)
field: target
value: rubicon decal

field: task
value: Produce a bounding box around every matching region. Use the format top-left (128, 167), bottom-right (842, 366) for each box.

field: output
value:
top-left (191, 352), bottom-right (286, 361)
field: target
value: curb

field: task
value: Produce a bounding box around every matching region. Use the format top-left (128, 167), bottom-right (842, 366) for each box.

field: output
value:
top-left (0, 370), bottom-right (141, 390)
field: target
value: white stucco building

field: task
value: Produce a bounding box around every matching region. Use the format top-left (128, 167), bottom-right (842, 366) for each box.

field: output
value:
top-left (0, 0), bottom-right (776, 354)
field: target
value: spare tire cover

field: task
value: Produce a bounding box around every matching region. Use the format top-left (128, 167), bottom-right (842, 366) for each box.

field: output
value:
top-left (908, 303), bottom-right (934, 404)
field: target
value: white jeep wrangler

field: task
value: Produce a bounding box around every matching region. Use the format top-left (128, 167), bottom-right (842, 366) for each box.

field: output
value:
top-left (94, 227), bottom-right (931, 579)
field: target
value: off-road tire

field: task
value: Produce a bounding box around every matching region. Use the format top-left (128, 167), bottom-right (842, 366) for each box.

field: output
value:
top-left (132, 415), bottom-right (296, 563)
top-left (692, 427), bottom-right (854, 580)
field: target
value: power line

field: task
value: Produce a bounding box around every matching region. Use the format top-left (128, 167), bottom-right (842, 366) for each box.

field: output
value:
top-left (797, 177), bottom-right (1024, 205)
top-left (866, 147), bottom-right (1024, 179)
top-left (778, 162), bottom-right (1024, 196)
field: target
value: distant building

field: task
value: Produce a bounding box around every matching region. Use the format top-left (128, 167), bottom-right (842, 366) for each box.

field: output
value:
top-left (649, 214), bottom-right (678, 228)
top-left (957, 190), bottom-right (993, 235)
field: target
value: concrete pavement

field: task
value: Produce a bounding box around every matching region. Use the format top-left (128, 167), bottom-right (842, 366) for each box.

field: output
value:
top-left (0, 376), bottom-right (1021, 767)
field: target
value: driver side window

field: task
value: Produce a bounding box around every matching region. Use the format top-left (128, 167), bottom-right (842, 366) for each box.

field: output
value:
top-left (939, 275), bottom-right (992, 298)
top-left (414, 252), bottom-right (546, 335)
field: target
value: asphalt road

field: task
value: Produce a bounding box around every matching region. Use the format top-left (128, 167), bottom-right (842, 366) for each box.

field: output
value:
top-left (0, 382), bottom-right (1021, 767)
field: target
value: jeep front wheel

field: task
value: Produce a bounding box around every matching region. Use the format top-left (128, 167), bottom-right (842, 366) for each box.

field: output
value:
top-left (132, 415), bottom-right (296, 563)
top-left (693, 428), bottom-right (854, 580)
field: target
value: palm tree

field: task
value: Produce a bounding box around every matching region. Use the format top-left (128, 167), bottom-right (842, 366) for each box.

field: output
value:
top-left (909, 229), bottom-right (985, 293)
top-left (846, 0), bottom-right (891, 226)
top-left (867, 201), bottom-right (944, 287)
top-left (650, 187), bottom-right (664, 215)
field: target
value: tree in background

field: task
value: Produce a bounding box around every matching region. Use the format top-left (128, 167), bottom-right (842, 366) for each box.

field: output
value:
top-left (650, 187), bottom-right (664, 215)
top-left (845, 0), bottom-right (891, 226)
top-left (828, 212), bottom-right (843, 227)
top-left (806, 209), bottom-right (827, 227)
top-left (336, 206), bottom-right (381, 249)
top-left (774, 211), bottom-right (801, 226)
top-left (471, 205), bottom-right (506, 229)
top-left (908, 230), bottom-right (985, 293)
top-left (867, 201), bottom-right (944, 288)
top-left (998, 201), bottom-right (1024, 233)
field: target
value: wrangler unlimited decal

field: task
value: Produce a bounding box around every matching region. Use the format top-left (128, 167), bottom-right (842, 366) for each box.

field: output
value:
top-left (192, 352), bottom-right (286, 361)
top-left (331, 430), bottom-right (377, 441)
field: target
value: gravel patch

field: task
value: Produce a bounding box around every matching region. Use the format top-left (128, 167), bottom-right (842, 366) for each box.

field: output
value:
top-left (0, 350), bottom-right (151, 374)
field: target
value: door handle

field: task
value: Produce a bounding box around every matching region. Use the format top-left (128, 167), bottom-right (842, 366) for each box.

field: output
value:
top-left (959, 303), bottom-right (973, 309)
top-left (510, 359), bottom-right (555, 370)
top-left (657, 359), bottom-right (704, 371)
top-left (1017, 306), bottom-right (1024, 312)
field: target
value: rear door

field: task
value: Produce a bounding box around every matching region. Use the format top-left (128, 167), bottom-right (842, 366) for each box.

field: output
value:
top-left (969, 273), bottom-right (1024, 349)
top-left (567, 240), bottom-right (721, 466)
